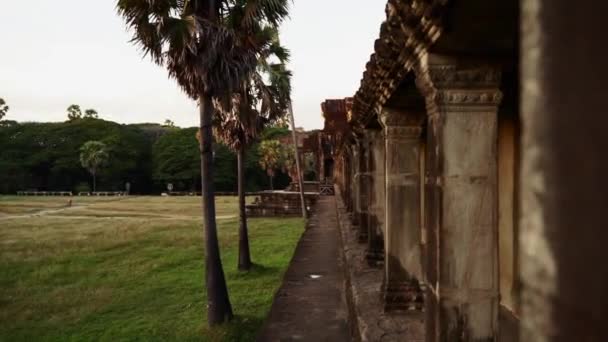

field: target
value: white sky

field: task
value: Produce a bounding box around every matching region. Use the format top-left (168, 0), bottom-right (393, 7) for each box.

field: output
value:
top-left (0, 1), bottom-right (385, 130)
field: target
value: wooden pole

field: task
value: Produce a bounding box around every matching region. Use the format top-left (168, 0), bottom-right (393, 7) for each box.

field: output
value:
top-left (289, 102), bottom-right (307, 219)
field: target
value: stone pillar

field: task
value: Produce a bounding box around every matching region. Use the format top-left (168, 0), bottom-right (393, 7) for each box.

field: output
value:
top-left (319, 142), bottom-right (326, 183)
top-left (366, 129), bottom-right (385, 267)
top-left (343, 149), bottom-right (352, 212)
top-left (416, 58), bottom-right (502, 341)
top-left (349, 142), bottom-right (359, 225)
top-left (354, 138), bottom-right (369, 238)
top-left (380, 109), bottom-right (424, 311)
top-left (520, 1), bottom-right (608, 340)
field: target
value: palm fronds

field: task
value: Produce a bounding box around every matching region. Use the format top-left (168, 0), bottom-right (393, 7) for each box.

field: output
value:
top-left (116, 0), bottom-right (290, 100)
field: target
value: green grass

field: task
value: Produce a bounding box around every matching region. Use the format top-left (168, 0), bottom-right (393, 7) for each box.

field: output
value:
top-left (0, 196), bottom-right (304, 341)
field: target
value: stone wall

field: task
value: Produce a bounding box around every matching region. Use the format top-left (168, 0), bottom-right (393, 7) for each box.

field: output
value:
top-left (246, 191), bottom-right (318, 217)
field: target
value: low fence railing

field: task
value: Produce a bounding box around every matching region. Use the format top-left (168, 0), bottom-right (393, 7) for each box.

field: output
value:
top-left (16, 191), bottom-right (127, 197)
top-left (17, 191), bottom-right (72, 196)
top-left (78, 192), bottom-right (128, 196)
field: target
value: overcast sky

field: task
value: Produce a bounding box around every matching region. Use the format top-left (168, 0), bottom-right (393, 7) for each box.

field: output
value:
top-left (0, 1), bottom-right (385, 130)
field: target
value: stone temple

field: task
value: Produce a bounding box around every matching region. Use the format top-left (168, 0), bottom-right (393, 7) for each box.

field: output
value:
top-left (315, 0), bottom-right (608, 341)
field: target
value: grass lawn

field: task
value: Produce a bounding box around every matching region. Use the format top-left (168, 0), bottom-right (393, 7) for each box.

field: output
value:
top-left (0, 196), bottom-right (305, 341)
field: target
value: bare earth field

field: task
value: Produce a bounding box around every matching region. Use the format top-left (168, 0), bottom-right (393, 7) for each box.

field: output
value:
top-left (0, 196), bottom-right (305, 341)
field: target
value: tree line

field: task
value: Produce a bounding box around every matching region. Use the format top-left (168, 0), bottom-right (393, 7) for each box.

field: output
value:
top-left (0, 117), bottom-right (292, 194)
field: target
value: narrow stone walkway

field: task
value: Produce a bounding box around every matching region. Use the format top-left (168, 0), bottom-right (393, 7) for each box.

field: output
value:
top-left (257, 196), bottom-right (351, 342)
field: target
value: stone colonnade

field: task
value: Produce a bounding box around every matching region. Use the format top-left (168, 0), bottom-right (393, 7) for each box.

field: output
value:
top-left (340, 57), bottom-right (507, 341)
top-left (336, 1), bottom-right (608, 341)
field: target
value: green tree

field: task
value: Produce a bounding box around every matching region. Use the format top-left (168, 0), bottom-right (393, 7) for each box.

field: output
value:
top-left (117, 0), bottom-right (290, 324)
top-left (153, 128), bottom-right (200, 189)
top-left (0, 98), bottom-right (8, 121)
top-left (259, 139), bottom-right (283, 190)
top-left (163, 119), bottom-right (175, 128)
top-left (67, 105), bottom-right (82, 120)
top-left (84, 109), bottom-right (99, 119)
top-left (79, 141), bottom-right (109, 192)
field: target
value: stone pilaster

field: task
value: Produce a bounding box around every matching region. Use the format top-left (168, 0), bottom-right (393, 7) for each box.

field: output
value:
top-left (343, 148), bottom-right (354, 213)
top-left (348, 142), bottom-right (359, 226)
top-left (380, 108), bottom-right (425, 312)
top-left (416, 58), bottom-right (502, 341)
top-left (354, 136), bottom-right (369, 242)
top-left (365, 129), bottom-right (385, 267)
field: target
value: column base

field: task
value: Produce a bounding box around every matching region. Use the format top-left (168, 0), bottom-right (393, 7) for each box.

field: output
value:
top-left (366, 232), bottom-right (385, 267)
top-left (365, 249), bottom-right (384, 267)
top-left (357, 213), bottom-right (368, 243)
top-left (358, 230), bottom-right (368, 243)
top-left (352, 213), bottom-right (359, 226)
top-left (383, 280), bottom-right (425, 312)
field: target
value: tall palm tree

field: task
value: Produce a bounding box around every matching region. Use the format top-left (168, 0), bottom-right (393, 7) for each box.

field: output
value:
top-left (259, 139), bottom-right (283, 189)
top-left (214, 27), bottom-right (291, 271)
top-left (116, 0), bottom-right (289, 325)
top-left (79, 141), bottom-right (109, 192)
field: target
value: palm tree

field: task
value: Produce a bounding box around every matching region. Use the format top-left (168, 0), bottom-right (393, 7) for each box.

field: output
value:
top-left (214, 27), bottom-right (291, 271)
top-left (79, 141), bottom-right (109, 192)
top-left (0, 98), bottom-right (8, 121)
top-left (116, 0), bottom-right (289, 325)
top-left (259, 139), bottom-right (283, 190)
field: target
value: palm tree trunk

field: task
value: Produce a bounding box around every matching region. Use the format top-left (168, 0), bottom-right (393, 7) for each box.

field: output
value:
top-left (199, 92), bottom-right (233, 325)
top-left (237, 145), bottom-right (252, 271)
top-left (93, 173), bottom-right (96, 193)
top-left (269, 174), bottom-right (274, 190)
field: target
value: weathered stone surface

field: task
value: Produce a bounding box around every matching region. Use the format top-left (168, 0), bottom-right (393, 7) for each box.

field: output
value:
top-left (520, 1), bottom-right (608, 340)
top-left (365, 129), bottom-right (385, 267)
top-left (379, 108), bottom-right (424, 312)
top-left (355, 136), bottom-right (370, 243)
top-left (336, 188), bottom-right (425, 342)
top-left (416, 60), bottom-right (502, 341)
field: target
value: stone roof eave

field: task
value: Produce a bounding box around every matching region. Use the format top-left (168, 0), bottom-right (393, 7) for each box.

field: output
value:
top-left (350, 0), bottom-right (449, 128)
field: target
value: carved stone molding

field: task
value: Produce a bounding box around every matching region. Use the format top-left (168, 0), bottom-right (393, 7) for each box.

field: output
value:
top-left (379, 109), bottom-right (424, 140)
top-left (435, 89), bottom-right (504, 106)
top-left (414, 60), bottom-right (504, 114)
top-left (380, 108), bottom-right (424, 126)
top-left (429, 65), bottom-right (502, 89)
top-left (385, 126), bottom-right (422, 140)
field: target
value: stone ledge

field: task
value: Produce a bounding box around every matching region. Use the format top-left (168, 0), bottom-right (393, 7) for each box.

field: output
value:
top-left (335, 188), bottom-right (425, 342)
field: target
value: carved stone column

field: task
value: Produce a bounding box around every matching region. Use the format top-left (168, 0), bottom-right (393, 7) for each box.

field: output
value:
top-left (354, 136), bottom-right (369, 241)
top-left (349, 142), bottom-right (359, 225)
top-left (343, 146), bottom-right (353, 213)
top-left (416, 59), bottom-right (502, 341)
top-left (380, 108), bottom-right (424, 311)
top-left (366, 129), bottom-right (385, 267)
top-left (348, 142), bottom-right (359, 223)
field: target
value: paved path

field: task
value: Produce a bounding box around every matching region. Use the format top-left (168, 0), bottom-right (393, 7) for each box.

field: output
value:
top-left (257, 196), bottom-right (351, 342)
